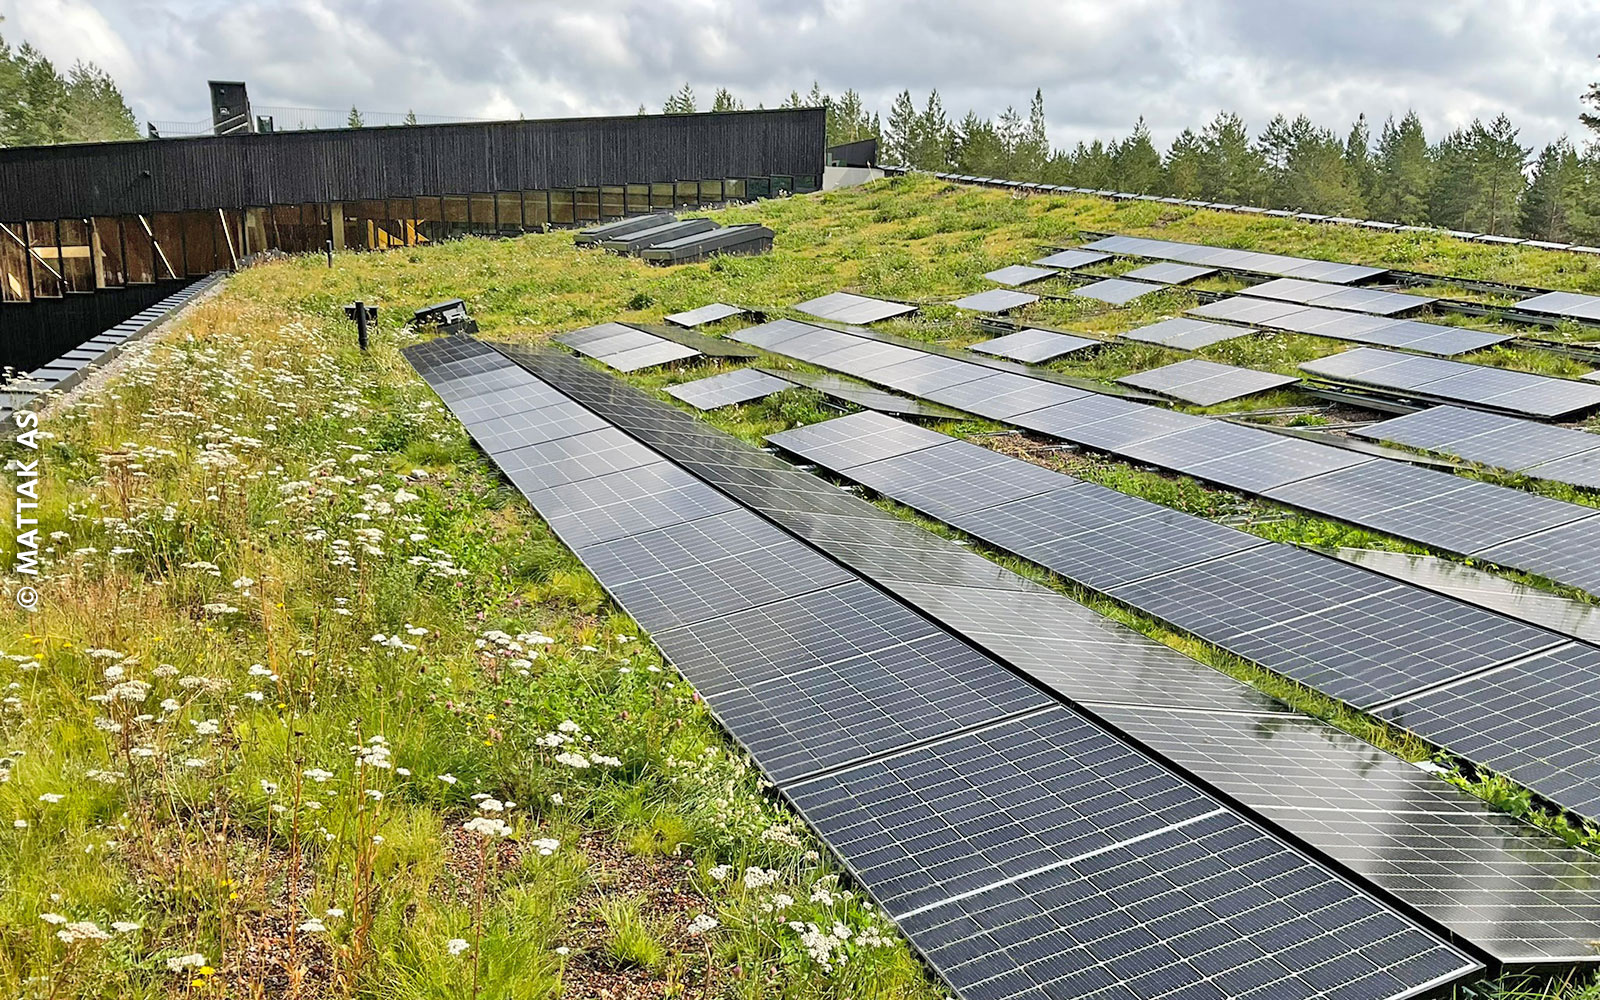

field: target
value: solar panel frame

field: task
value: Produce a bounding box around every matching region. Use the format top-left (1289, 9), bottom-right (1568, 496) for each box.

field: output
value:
top-left (984, 264), bottom-right (1058, 286)
top-left (1071, 277), bottom-right (1164, 305)
top-left (665, 368), bottom-right (793, 410)
top-left (662, 302), bottom-right (748, 327)
top-left (1031, 248), bottom-right (1113, 269)
top-left (1120, 317), bottom-right (1254, 351)
top-left (1117, 359), bottom-right (1299, 406)
top-left (969, 328), bottom-right (1101, 363)
top-left (1121, 262), bottom-right (1217, 284)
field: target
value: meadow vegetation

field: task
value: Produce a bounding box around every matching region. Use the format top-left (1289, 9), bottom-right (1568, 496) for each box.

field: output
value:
top-left (2, 174), bottom-right (1599, 998)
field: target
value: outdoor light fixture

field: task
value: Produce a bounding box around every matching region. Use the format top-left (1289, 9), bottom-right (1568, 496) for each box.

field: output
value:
top-left (412, 298), bottom-right (477, 333)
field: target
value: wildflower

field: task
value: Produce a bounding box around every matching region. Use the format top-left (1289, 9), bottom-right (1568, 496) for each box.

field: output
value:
top-left (325, 908), bottom-right (345, 918)
top-left (555, 945), bottom-right (570, 956)
top-left (40, 913), bottom-right (67, 925)
top-left (554, 752), bottom-right (591, 769)
top-left (58, 921), bottom-right (112, 944)
top-left (38, 793), bottom-right (63, 804)
top-left (477, 798), bottom-right (503, 813)
top-left (364, 789), bottom-right (383, 801)
top-left (708, 864), bottom-right (732, 882)
top-left (261, 779), bottom-right (278, 795)
top-left (531, 838), bottom-right (560, 856)
top-left (12, 820), bottom-right (25, 829)
top-left (557, 719), bottom-right (581, 733)
top-left (111, 921), bottom-right (140, 933)
top-left (743, 867), bottom-right (778, 889)
top-left (462, 816), bottom-right (511, 838)
top-left (302, 767), bottom-right (334, 783)
top-left (297, 918), bottom-right (326, 933)
top-left (687, 913), bottom-right (719, 936)
top-left (106, 680), bottom-right (150, 702)
top-left (447, 938), bottom-right (470, 956)
top-left (437, 773), bottom-right (457, 785)
top-left (550, 793), bottom-right (563, 806)
top-left (190, 718), bottom-right (220, 736)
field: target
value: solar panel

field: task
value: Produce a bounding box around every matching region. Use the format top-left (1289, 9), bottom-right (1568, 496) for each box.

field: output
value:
top-left (948, 288), bottom-right (1038, 313)
top-left (1105, 543), bottom-right (1563, 708)
top-left (1070, 277), bottom-right (1163, 305)
top-left (1263, 461), bottom-right (1594, 554)
top-left (1031, 248), bottom-right (1112, 269)
top-left (1302, 348), bottom-right (1600, 418)
top-left (794, 291), bottom-right (917, 324)
top-left (520, 460), bottom-right (739, 547)
top-left (728, 317), bottom-right (833, 352)
top-left (1475, 516), bottom-right (1600, 596)
top-left (601, 340), bottom-right (702, 372)
top-left (866, 354), bottom-right (994, 394)
top-left (1189, 296), bottom-right (1308, 325)
top-left (765, 410), bottom-right (948, 471)
top-left (969, 328), bottom-right (1099, 363)
top-left (1095, 704), bottom-right (1600, 965)
top-left (1122, 262), bottom-right (1217, 284)
top-left (1120, 317), bottom-right (1254, 351)
top-left (922, 372), bottom-right (1090, 418)
top-left (555, 322), bottom-right (656, 355)
top-left (1116, 420), bottom-right (1283, 475)
top-left (662, 302), bottom-right (748, 328)
top-left (953, 484), bottom-right (1273, 592)
top-left (574, 508), bottom-right (853, 631)
top-left (758, 367), bottom-right (966, 419)
top-left (787, 709), bottom-right (1478, 1000)
top-left (844, 440), bottom-right (1073, 519)
top-left (1352, 406), bottom-right (1600, 472)
top-left (665, 368), bottom-right (792, 410)
top-left (984, 264), bottom-right (1058, 286)
top-left (1080, 235), bottom-right (1388, 283)
top-left (1117, 359), bottom-right (1299, 405)
top-left (1379, 643), bottom-right (1600, 822)
top-left (1241, 277), bottom-right (1435, 316)
top-left (1032, 402), bottom-right (1202, 452)
top-left (465, 401), bottom-right (610, 452)
top-left (496, 426), bottom-right (661, 492)
top-left (1516, 289), bottom-right (1600, 322)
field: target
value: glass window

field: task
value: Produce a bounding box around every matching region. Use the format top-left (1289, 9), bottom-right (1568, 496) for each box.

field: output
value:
top-left (216, 210), bottom-right (243, 266)
top-left (468, 193), bottom-right (495, 232)
top-left (725, 178), bottom-right (747, 201)
top-left (674, 181), bottom-right (697, 207)
top-left (443, 195), bottom-right (470, 238)
top-left (650, 183), bottom-right (673, 210)
top-left (600, 186), bottom-right (625, 219)
top-left (413, 197), bottom-right (443, 245)
top-left (58, 218), bottom-right (94, 292)
top-left (794, 174), bottom-right (820, 194)
top-left (496, 192), bottom-right (523, 233)
top-left (574, 188), bottom-right (600, 223)
top-left (746, 177), bottom-right (771, 200)
top-left (26, 221), bottom-right (62, 298)
top-left (522, 191), bottom-right (548, 228)
top-left (698, 179), bottom-right (722, 204)
top-left (122, 215), bottom-right (154, 283)
top-left (772, 175), bottom-right (794, 196)
top-left (0, 223), bottom-right (29, 302)
top-left (91, 217), bottom-right (125, 287)
top-left (182, 211), bottom-right (216, 274)
top-left (625, 184), bottom-right (649, 214)
top-left (147, 214), bottom-right (182, 279)
top-left (385, 199), bottom-right (416, 247)
top-left (548, 190), bottom-right (575, 226)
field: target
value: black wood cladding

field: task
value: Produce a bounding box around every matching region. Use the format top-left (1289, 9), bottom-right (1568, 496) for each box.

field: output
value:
top-left (0, 109), bottom-right (825, 219)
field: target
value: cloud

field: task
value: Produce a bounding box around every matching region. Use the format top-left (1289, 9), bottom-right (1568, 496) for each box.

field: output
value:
top-left (2, 0), bottom-right (1595, 151)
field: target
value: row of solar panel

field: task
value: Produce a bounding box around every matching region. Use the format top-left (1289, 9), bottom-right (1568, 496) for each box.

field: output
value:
top-left (554, 321), bottom-right (703, 372)
top-left (730, 317), bottom-right (1600, 622)
top-left (404, 338), bottom-right (1482, 1000)
top-left (513, 346), bottom-right (1600, 969)
top-left (925, 172), bottom-right (1599, 256)
top-left (1355, 405), bottom-right (1600, 489)
top-left (1303, 347), bottom-right (1600, 419)
top-left (575, 214), bottom-right (774, 262)
top-left (1083, 234), bottom-right (1388, 284)
top-left (1190, 297), bottom-right (1507, 356)
top-left (766, 409), bottom-right (1600, 827)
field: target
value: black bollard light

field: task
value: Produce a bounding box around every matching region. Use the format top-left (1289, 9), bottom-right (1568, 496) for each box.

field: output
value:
top-left (343, 302), bottom-right (377, 351)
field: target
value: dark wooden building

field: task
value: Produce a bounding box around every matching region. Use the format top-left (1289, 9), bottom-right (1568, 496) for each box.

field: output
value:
top-left (0, 107), bottom-right (823, 360)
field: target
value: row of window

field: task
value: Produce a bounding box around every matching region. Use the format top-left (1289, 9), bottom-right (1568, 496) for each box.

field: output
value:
top-left (1, 175), bottom-right (819, 303)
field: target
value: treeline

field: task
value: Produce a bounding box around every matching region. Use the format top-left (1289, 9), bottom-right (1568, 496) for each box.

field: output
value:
top-left (0, 23), bottom-right (137, 146)
top-left (881, 91), bottom-right (1595, 242)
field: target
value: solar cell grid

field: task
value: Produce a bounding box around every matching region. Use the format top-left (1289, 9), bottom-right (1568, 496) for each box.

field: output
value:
top-left (922, 372), bottom-right (1090, 417)
top-left (1031, 248), bottom-right (1112, 269)
top-left (1477, 518), bottom-right (1600, 597)
top-left (663, 302), bottom-right (747, 328)
top-left (846, 440), bottom-right (1073, 519)
top-left (1122, 262), bottom-right (1217, 284)
top-left (1043, 404), bottom-right (1202, 452)
top-left (866, 354), bottom-right (995, 395)
top-left (1378, 643), bottom-right (1600, 822)
top-left (602, 340), bottom-right (702, 372)
top-left (766, 410), bottom-right (948, 470)
top-left (795, 291), bottom-right (917, 324)
top-left (496, 426), bottom-right (660, 492)
top-left (1095, 705), bottom-right (1600, 964)
top-left (1105, 543), bottom-right (1564, 707)
top-left (522, 461), bottom-right (739, 548)
top-left (665, 368), bottom-right (792, 410)
top-left (1082, 235), bottom-right (1388, 283)
top-left (728, 318), bottom-right (830, 352)
top-left (1120, 317), bottom-right (1253, 351)
top-left (1302, 348), bottom-right (1600, 417)
top-left (1117, 359), bottom-right (1299, 406)
top-left (465, 400), bottom-right (610, 453)
top-left (985, 264), bottom-right (1058, 286)
top-left (554, 322), bottom-right (641, 351)
top-left (949, 288), bottom-right (1039, 313)
top-left (969, 328), bottom-right (1100, 363)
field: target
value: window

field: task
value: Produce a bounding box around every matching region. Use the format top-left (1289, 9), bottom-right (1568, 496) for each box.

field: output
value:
top-left (746, 177), bottom-right (772, 200)
top-left (725, 178), bottom-right (747, 202)
top-left (625, 184), bottom-right (649, 214)
top-left (58, 218), bottom-right (94, 292)
top-left (771, 175), bottom-right (794, 196)
top-left (443, 195), bottom-right (470, 238)
top-left (182, 211), bottom-right (216, 274)
top-left (468, 193), bottom-right (495, 232)
top-left (522, 191), bottom-right (549, 228)
top-left (548, 190), bottom-right (575, 226)
top-left (0, 223), bottom-right (29, 302)
top-left (91, 217), bottom-right (125, 287)
top-left (149, 214), bottom-right (182, 280)
top-left (413, 196), bottom-right (444, 244)
top-left (794, 174), bottom-right (820, 194)
top-left (122, 215), bottom-right (154, 283)
top-left (699, 179), bottom-right (724, 204)
top-left (25, 221), bottom-right (62, 298)
top-left (675, 181), bottom-right (698, 207)
top-left (574, 188), bottom-right (600, 222)
top-left (496, 192), bottom-right (523, 233)
top-left (387, 199), bottom-right (418, 246)
top-left (650, 183), bottom-right (673, 210)
top-left (600, 186), bottom-right (625, 219)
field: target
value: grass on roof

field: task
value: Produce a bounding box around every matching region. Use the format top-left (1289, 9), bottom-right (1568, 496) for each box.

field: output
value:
top-left (2, 173), bottom-right (1598, 998)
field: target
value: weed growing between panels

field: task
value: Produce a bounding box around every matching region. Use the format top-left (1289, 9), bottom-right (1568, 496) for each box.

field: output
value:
top-left (0, 297), bottom-right (939, 999)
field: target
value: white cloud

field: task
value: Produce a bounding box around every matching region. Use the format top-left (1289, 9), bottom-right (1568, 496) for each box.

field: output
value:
top-left (1, 0), bottom-right (1595, 151)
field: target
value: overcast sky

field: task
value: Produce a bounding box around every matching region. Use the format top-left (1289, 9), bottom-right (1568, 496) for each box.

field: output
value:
top-left (4, 0), bottom-right (1599, 151)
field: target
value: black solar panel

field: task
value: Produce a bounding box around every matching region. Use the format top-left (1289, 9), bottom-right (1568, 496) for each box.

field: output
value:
top-left (1071, 277), bottom-right (1163, 305)
top-left (1117, 359), bottom-right (1299, 405)
top-left (1379, 642), bottom-right (1600, 823)
top-left (1105, 544), bottom-right (1564, 708)
top-left (984, 264), bottom-right (1058, 286)
top-left (1353, 405), bottom-right (1600, 483)
top-left (1241, 277), bottom-right (1434, 316)
top-left (788, 709), bottom-right (1478, 1000)
top-left (665, 368), bottom-right (792, 410)
top-left (1120, 317), bottom-right (1253, 351)
top-left (497, 426), bottom-right (661, 492)
top-left (949, 288), bottom-right (1039, 313)
top-left (924, 372), bottom-right (1091, 418)
top-left (794, 291), bottom-right (917, 324)
top-left (1122, 262), bottom-right (1217, 284)
top-left (766, 409), bottom-right (948, 470)
top-left (1302, 348), bottom-right (1600, 418)
top-left (1097, 704), bottom-right (1600, 964)
top-left (521, 461), bottom-right (739, 548)
top-left (759, 367), bottom-right (966, 419)
top-left (969, 328), bottom-right (1100, 363)
top-left (466, 401), bottom-right (610, 452)
top-left (845, 440), bottom-right (1073, 518)
top-left (1032, 248), bottom-right (1112, 269)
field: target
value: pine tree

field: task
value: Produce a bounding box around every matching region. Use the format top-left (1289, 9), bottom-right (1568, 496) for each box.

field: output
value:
top-left (1469, 114), bottom-right (1529, 235)
top-left (806, 81), bottom-right (825, 108)
top-left (1164, 128), bottom-right (1205, 197)
top-left (781, 90), bottom-right (804, 109)
top-left (910, 91), bottom-right (951, 171)
top-left (1111, 118), bottom-right (1162, 193)
top-left (636, 103), bottom-right (647, 115)
top-left (884, 90), bottom-right (917, 166)
top-left (346, 105), bottom-right (364, 128)
top-left (828, 88), bottom-right (871, 146)
top-left (1257, 114), bottom-right (1295, 207)
top-left (995, 104), bottom-right (1025, 177)
top-left (1428, 127), bottom-right (1477, 230)
top-left (664, 83), bottom-right (696, 114)
top-left (1013, 89), bottom-right (1049, 180)
top-left (1197, 112), bottom-right (1264, 203)
top-left (403, 109), bottom-right (418, 125)
top-left (1373, 112), bottom-right (1431, 224)
top-left (1519, 137), bottom-right (1583, 240)
top-left (711, 88), bottom-right (742, 112)
top-left (1582, 55), bottom-right (1600, 137)
top-left (1344, 114), bottom-right (1378, 209)
top-left (5, 44), bottom-right (68, 145)
top-left (1282, 119), bottom-right (1362, 215)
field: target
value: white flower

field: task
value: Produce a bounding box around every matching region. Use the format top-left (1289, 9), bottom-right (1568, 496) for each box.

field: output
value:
top-left (111, 921), bottom-right (141, 933)
top-left (462, 816), bottom-right (511, 838)
top-left (555, 945), bottom-right (570, 956)
top-left (297, 918), bottom-right (326, 933)
top-left (557, 720), bottom-right (581, 734)
top-left (743, 867), bottom-right (779, 889)
top-left (58, 921), bottom-right (111, 944)
top-left (12, 819), bottom-right (26, 829)
top-left (437, 773), bottom-right (457, 785)
top-left (38, 793), bottom-right (63, 804)
top-left (531, 838), bottom-right (560, 856)
top-left (687, 913), bottom-right (719, 936)
top-left (550, 793), bottom-right (563, 806)
top-left (325, 908), bottom-right (345, 918)
top-left (554, 752), bottom-right (591, 769)
top-left (166, 953), bottom-right (207, 972)
top-left (708, 864), bottom-right (732, 882)
top-left (447, 938), bottom-right (470, 956)
top-left (476, 798), bottom-right (503, 813)
top-left (302, 767), bottom-right (334, 783)
top-left (40, 912), bottom-right (67, 925)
